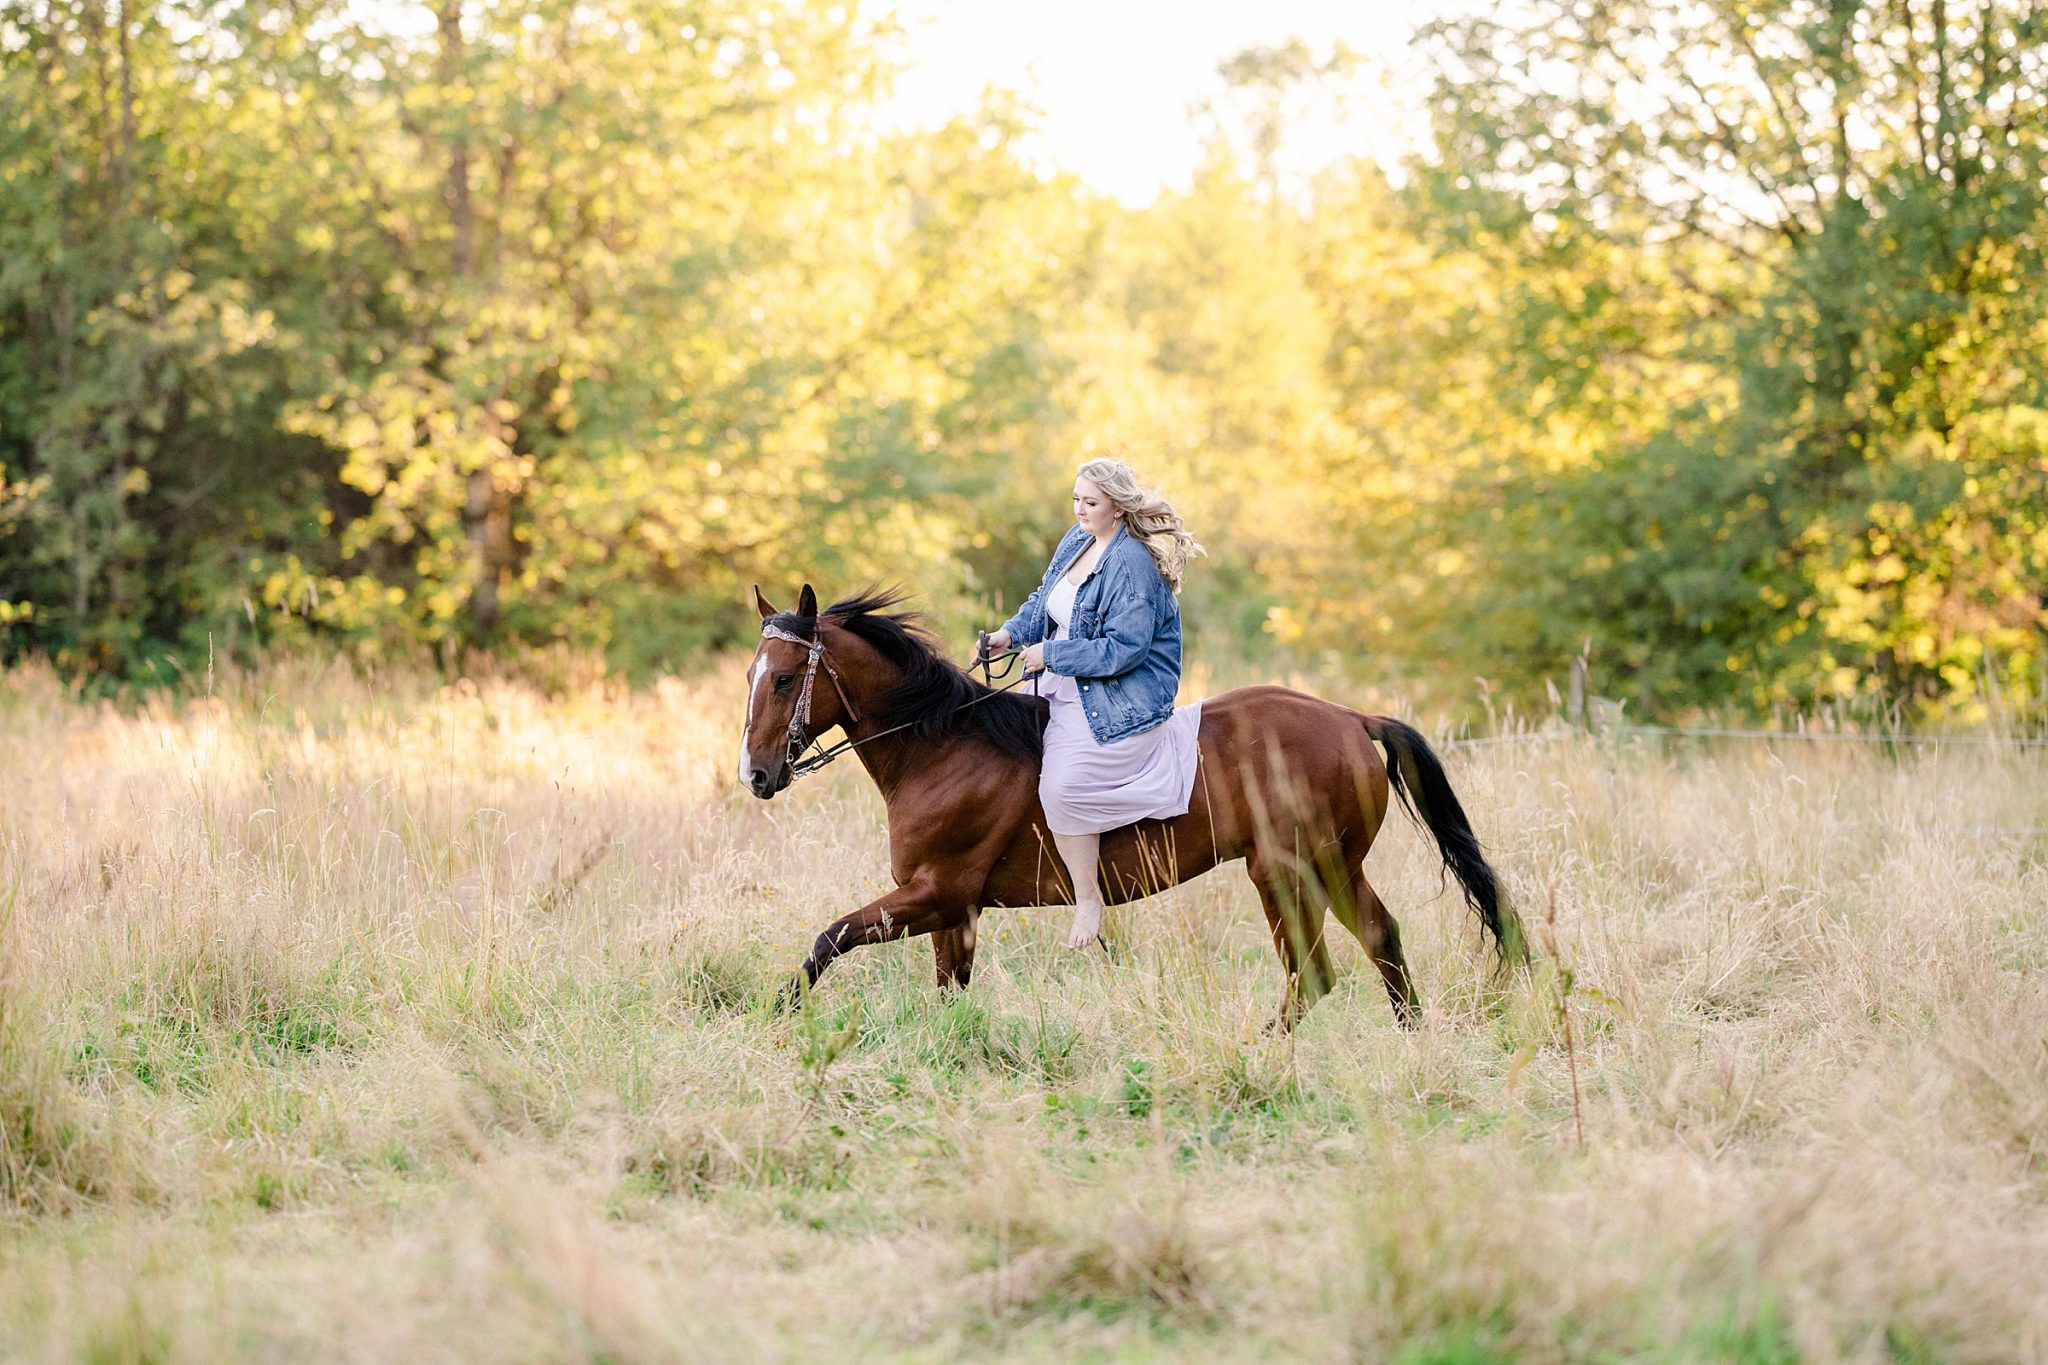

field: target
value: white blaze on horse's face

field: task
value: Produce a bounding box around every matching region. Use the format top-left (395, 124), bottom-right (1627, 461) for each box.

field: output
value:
top-left (737, 650), bottom-right (771, 784)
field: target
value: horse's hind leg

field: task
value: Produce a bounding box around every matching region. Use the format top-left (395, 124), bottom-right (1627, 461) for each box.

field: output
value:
top-left (1248, 857), bottom-right (1336, 1030)
top-left (1328, 865), bottom-right (1419, 1026)
top-left (931, 908), bottom-right (980, 993)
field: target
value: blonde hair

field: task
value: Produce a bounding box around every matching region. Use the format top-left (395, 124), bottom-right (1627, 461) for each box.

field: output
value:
top-left (1076, 458), bottom-right (1205, 593)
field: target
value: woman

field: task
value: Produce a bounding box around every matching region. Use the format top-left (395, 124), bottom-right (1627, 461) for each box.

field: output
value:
top-left (981, 459), bottom-right (1205, 950)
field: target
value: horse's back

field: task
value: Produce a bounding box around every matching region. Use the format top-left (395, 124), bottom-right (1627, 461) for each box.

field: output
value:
top-left (1193, 685), bottom-right (1387, 781)
top-left (978, 683), bottom-right (1389, 908)
top-left (1187, 682), bottom-right (1388, 830)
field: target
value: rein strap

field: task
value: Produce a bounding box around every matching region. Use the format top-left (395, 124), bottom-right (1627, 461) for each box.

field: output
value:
top-left (759, 620), bottom-right (1033, 781)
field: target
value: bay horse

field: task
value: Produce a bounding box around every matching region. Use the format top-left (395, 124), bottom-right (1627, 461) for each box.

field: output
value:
top-left (738, 585), bottom-right (1524, 1027)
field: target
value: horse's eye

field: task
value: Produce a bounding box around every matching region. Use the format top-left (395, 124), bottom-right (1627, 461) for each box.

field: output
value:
top-left (774, 674), bottom-right (795, 691)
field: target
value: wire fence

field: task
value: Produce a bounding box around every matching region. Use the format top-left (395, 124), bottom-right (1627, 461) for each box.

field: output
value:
top-left (1442, 724), bottom-right (2048, 752)
top-left (1438, 721), bottom-right (2048, 837)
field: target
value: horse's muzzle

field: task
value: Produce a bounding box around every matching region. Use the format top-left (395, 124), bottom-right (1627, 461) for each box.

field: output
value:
top-left (746, 760), bottom-right (791, 799)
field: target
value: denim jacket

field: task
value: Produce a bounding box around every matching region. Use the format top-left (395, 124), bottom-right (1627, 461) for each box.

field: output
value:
top-left (999, 523), bottom-right (1182, 745)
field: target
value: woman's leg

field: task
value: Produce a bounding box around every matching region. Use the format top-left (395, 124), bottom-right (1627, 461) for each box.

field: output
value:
top-left (1051, 831), bottom-right (1104, 950)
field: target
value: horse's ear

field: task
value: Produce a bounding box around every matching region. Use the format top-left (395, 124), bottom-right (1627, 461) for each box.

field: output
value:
top-left (753, 585), bottom-right (776, 620)
top-left (798, 584), bottom-right (818, 619)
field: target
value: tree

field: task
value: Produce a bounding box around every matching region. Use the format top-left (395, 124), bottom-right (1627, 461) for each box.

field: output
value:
top-left (0, 0), bottom-right (297, 675)
top-left (1414, 0), bottom-right (2048, 714)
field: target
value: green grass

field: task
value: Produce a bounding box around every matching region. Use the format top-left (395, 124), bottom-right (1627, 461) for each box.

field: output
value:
top-left (0, 659), bottom-right (2042, 1360)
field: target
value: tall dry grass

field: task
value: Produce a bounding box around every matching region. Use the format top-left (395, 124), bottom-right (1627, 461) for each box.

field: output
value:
top-left (0, 655), bottom-right (2043, 1362)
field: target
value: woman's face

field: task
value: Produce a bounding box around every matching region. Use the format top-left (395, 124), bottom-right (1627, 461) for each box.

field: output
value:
top-left (1072, 476), bottom-right (1120, 538)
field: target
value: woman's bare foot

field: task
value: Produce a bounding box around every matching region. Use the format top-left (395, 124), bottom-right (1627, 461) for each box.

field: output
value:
top-left (1065, 901), bottom-right (1102, 950)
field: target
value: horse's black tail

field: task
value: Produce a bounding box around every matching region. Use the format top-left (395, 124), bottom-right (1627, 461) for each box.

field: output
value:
top-left (1363, 716), bottom-right (1528, 969)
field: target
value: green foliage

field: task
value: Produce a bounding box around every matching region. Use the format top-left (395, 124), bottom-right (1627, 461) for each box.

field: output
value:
top-left (2, 0), bottom-right (2043, 718)
top-left (1409, 0), bottom-right (2048, 717)
top-left (0, 983), bottom-right (116, 1212)
top-left (1391, 1327), bottom-right (1514, 1365)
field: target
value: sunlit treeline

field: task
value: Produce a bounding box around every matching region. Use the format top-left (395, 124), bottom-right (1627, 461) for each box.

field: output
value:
top-left (3, 0), bottom-right (2044, 718)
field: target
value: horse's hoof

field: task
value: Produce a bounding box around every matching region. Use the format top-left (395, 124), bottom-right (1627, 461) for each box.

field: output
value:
top-left (776, 974), bottom-right (808, 1013)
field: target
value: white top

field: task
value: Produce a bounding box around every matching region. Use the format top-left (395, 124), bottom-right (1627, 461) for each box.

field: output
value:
top-left (1041, 575), bottom-right (1081, 702)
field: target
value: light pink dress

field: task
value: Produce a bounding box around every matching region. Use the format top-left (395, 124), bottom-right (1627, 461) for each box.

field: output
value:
top-left (1037, 574), bottom-right (1204, 837)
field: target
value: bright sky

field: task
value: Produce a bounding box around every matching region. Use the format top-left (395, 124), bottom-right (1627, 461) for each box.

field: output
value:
top-left (882, 0), bottom-right (1459, 206)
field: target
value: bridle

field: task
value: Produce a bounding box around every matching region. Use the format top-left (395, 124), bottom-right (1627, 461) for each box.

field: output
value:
top-left (758, 619), bottom-right (862, 776)
top-left (754, 620), bottom-right (1036, 782)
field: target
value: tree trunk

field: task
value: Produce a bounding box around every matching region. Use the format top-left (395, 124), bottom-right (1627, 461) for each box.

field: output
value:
top-left (439, 2), bottom-right (474, 279)
top-left (465, 467), bottom-right (511, 633)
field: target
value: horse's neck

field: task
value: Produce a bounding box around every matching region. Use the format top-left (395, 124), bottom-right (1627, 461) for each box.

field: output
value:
top-left (836, 655), bottom-right (1026, 806)
top-left (850, 723), bottom-right (1031, 815)
top-left (833, 653), bottom-right (922, 798)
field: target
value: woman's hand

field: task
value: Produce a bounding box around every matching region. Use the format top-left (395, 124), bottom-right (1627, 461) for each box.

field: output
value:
top-left (976, 629), bottom-right (1012, 665)
top-left (1020, 642), bottom-right (1046, 673)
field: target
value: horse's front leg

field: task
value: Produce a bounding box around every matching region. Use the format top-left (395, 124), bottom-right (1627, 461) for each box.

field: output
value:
top-left (782, 873), bottom-right (974, 1007)
top-left (932, 907), bottom-right (980, 993)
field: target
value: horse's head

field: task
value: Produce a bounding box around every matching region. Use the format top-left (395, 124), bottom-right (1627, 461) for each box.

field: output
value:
top-left (738, 584), bottom-right (857, 799)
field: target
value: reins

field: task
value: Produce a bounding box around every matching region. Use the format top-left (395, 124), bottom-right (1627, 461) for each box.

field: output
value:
top-left (763, 622), bottom-right (1039, 781)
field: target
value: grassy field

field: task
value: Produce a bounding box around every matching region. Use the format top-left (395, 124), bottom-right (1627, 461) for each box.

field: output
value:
top-left (2, 657), bottom-right (2045, 1363)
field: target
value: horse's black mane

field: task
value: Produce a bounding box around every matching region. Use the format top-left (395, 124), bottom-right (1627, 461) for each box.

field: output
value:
top-left (766, 587), bottom-right (1046, 763)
